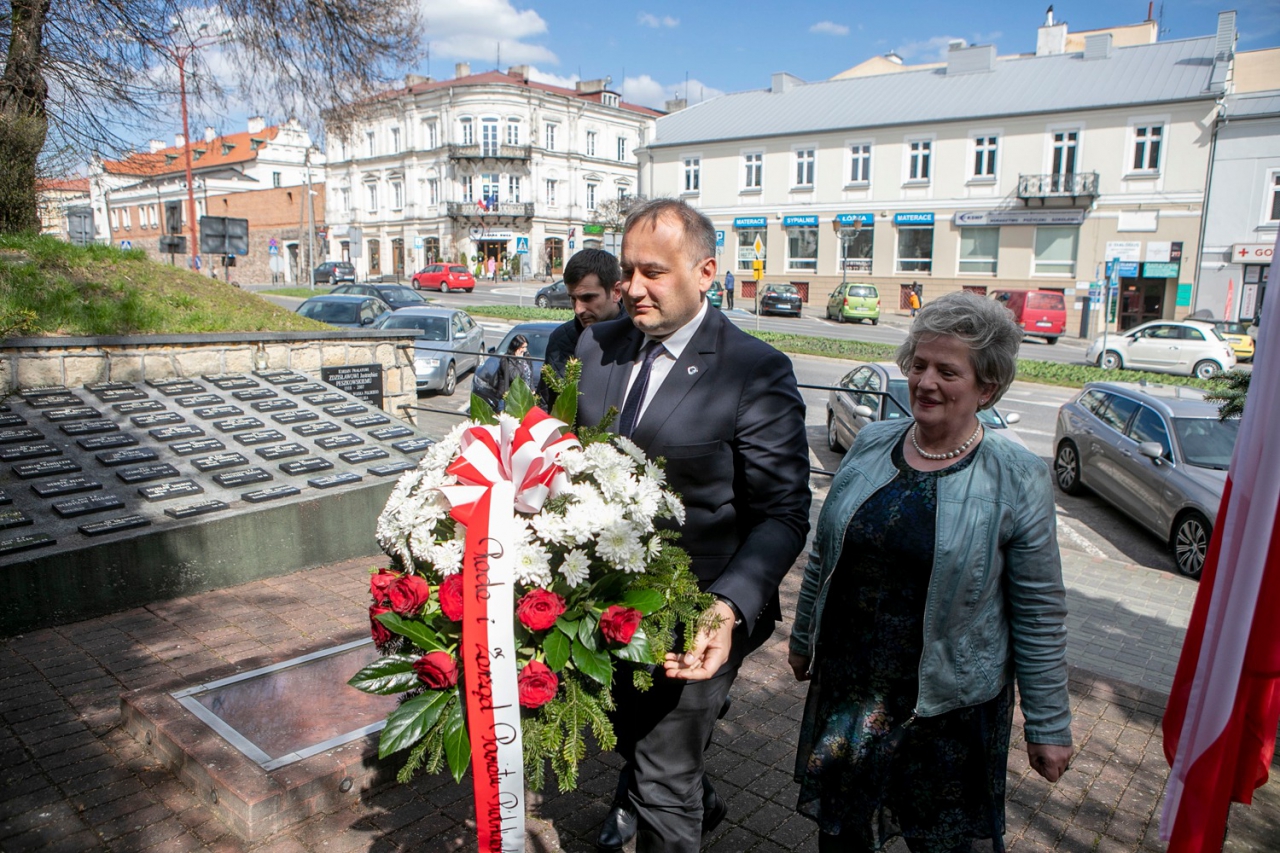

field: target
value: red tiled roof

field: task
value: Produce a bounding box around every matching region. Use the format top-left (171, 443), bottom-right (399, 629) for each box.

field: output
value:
top-left (377, 70), bottom-right (664, 117)
top-left (103, 126), bottom-right (282, 177)
top-left (37, 177), bottom-right (90, 192)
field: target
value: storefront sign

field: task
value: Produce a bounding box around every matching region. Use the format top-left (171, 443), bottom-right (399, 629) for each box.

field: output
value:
top-left (782, 215), bottom-right (819, 227)
top-left (894, 212), bottom-right (934, 225)
top-left (1230, 243), bottom-right (1274, 263)
top-left (734, 216), bottom-right (768, 228)
top-left (1106, 260), bottom-right (1141, 278)
top-left (1145, 242), bottom-right (1173, 262)
top-left (583, 223), bottom-right (604, 235)
top-left (1105, 241), bottom-right (1143, 263)
top-left (836, 213), bottom-right (875, 227)
top-left (480, 230), bottom-right (514, 240)
top-left (952, 209), bottom-right (1085, 226)
top-left (1143, 262), bottom-right (1180, 278)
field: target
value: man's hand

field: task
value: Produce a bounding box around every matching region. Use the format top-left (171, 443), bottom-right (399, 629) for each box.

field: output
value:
top-left (663, 600), bottom-right (736, 681)
top-left (1027, 742), bottom-right (1073, 782)
top-left (788, 652), bottom-right (811, 682)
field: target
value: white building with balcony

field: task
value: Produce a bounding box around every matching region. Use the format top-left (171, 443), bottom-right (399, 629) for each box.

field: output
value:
top-left (640, 11), bottom-right (1239, 334)
top-left (323, 64), bottom-right (660, 281)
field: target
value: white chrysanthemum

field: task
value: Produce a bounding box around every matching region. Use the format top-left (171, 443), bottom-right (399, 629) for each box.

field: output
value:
top-left (594, 465), bottom-right (638, 503)
top-left (646, 535), bottom-right (664, 560)
top-left (642, 460), bottom-right (665, 486)
top-left (556, 447), bottom-right (589, 477)
top-left (612, 436), bottom-right (647, 466)
top-left (662, 491), bottom-right (687, 525)
top-left (596, 519), bottom-right (646, 571)
top-left (627, 478), bottom-right (663, 529)
top-left (583, 441), bottom-right (632, 475)
top-left (514, 539), bottom-right (553, 587)
top-left (429, 539), bottom-right (464, 576)
top-left (559, 548), bottom-right (591, 587)
top-left (530, 509), bottom-right (573, 547)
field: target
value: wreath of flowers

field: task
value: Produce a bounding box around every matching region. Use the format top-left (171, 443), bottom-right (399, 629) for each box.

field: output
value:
top-left (349, 376), bottom-right (715, 790)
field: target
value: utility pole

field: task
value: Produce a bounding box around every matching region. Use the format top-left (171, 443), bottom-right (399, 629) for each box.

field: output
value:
top-left (305, 147), bottom-right (316, 289)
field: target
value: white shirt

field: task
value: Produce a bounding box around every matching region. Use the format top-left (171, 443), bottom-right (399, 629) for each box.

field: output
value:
top-left (623, 299), bottom-right (710, 424)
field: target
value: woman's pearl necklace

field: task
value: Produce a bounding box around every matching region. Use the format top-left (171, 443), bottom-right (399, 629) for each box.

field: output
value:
top-left (911, 422), bottom-right (982, 461)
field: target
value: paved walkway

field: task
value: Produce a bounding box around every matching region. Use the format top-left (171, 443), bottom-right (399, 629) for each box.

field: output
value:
top-left (2, 530), bottom-right (1277, 851)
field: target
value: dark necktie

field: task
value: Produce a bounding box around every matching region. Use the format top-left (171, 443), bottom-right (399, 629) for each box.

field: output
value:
top-left (617, 341), bottom-right (666, 437)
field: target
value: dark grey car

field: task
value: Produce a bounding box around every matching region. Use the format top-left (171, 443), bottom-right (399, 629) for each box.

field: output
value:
top-left (534, 280), bottom-right (572, 309)
top-left (1052, 381), bottom-right (1238, 578)
top-left (374, 307), bottom-right (485, 395)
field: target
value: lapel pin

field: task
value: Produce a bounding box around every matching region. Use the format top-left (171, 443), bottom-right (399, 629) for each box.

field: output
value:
top-left (687, 366), bottom-right (699, 376)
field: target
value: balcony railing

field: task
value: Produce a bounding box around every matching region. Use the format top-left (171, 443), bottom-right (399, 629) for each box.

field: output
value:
top-left (1017, 172), bottom-right (1099, 205)
top-left (447, 144), bottom-right (533, 162)
top-left (446, 202), bottom-right (535, 219)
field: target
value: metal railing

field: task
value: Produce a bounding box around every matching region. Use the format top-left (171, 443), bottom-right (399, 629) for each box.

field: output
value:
top-left (447, 144), bottom-right (533, 161)
top-left (1017, 171), bottom-right (1099, 202)
top-left (445, 201), bottom-right (535, 219)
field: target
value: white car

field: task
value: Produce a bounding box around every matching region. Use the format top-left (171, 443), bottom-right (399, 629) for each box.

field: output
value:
top-left (1085, 320), bottom-right (1236, 380)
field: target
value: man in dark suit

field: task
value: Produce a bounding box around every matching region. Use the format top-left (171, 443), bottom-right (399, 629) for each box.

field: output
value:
top-left (576, 199), bottom-right (811, 852)
top-left (536, 248), bottom-right (623, 408)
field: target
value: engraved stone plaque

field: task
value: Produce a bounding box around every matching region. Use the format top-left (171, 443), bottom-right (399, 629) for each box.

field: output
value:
top-left (164, 500), bottom-right (230, 519)
top-left (303, 392), bottom-right (346, 405)
top-left (155, 381), bottom-right (206, 396)
top-left (368, 460), bottom-right (417, 477)
top-left (0, 428), bottom-right (44, 444)
top-left (0, 413), bottom-right (27, 427)
top-left (272, 411), bottom-right (318, 425)
top-left (339, 447), bottom-right (389, 464)
top-left (370, 426), bottom-right (414, 441)
top-left (283, 382), bottom-right (325, 395)
top-left (169, 437), bottom-right (225, 456)
top-left (193, 405), bottom-right (243, 420)
top-left (138, 479), bottom-right (205, 502)
top-left (255, 443), bottom-right (309, 461)
top-left (86, 381), bottom-right (136, 394)
top-left (21, 387), bottom-right (70, 399)
top-left (52, 494), bottom-right (124, 518)
top-left (130, 411), bottom-right (184, 427)
top-left (31, 476), bottom-right (103, 498)
top-left (77, 433), bottom-right (138, 451)
top-left (60, 420), bottom-right (120, 436)
top-left (308, 472), bottom-right (362, 489)
top-left (149, 424), bottom-right (206, 442)
top-left (392, 437), bottom-right (435, 454)
top-left (116, 462), bottom-right (180, 484)
top-left (251, 398), bottom-right (296, 413)
top-left (292, 421), bottom-right (340, 437)
top-left (280, 457), bottom-right (333, 476)
top-left (96, 388), bottom-right (148, 403)
top-left (256, 371), bottom-right (310, 385)
top-left (213, 417), bottom-right (264, 433)
top-left (45, 406), bottom-right (101, 422)
top-left (175, 394), bottom-right (225, 408)
top-left (26, 393), bottom-right (83, 409)
top-left (0, 490), bottom-right (8, 505)
top-left (243, 485), bottom-right (301, 503)
top-left (0, 532), bottom-right (56, 554)
top-left (205, 375), bottom-right (259, 390)
top-left (191, 452), bottom-right (249, 472)
top-left (97, 447), bottom-right (159, 466)
top-left (213, 467), bottom-right (272, 488)
top-left (232, 388), bottom-right (278, 402)
top-left (115, 400), bottom-right (164, 414)
top-left (13, 459), bottom-right (82, 479)
top-left (233, 429), bottom-right (286, 446)
top-left (79, 514), bottom-right (152, 536)
top-left (315, 433), bottom-right (363, 450)
top-left (1, 443), bottom-right (61, 461)
top-left (323, 403), bottom-right (367, 417)
top-left (0, 508), bottom-right (34, 529)
top-left (346, 414), bottom-right (390, 428)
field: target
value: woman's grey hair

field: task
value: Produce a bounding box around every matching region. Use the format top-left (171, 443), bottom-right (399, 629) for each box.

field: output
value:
top-left (895, 290), bottom-right (1022, 408)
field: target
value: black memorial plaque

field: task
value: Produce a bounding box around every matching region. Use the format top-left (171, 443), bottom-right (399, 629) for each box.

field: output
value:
top-left (232, 388), bottom-right (277, 402)
top-left (96, 388), bottom-right (147, 403)
top-left (79, 515), bottom-right (151, 536)
top-left (315, 433), bottom-right (363, 450)
top-left (169, 437), bottom-right (225, 456)
top-left (138, 479), bottom-right (204, 502)
top-left (116, 462), bottom-right (180, 484)
top-left (272, 411), bottom-right (318, 425)
top-left (60, 420), bottom-right (119, 436)
top-left (26, 393), bottom-right (83, 409)
top-left (392, 437), bottom-right (434, 454)
top-left (21, 386), bottom-right (70, 398)
top-left (303, 392), bottom-right (346, 406)
top-left (212, 417), bottom-right (264, 433)
top-left (191, 452), bottom-right (249, 473)
top-left (115, 400), bottom-right (164, 415)
top-left (44, 406), bottom-right (101, 422)
top-left (0, 413), bottom-right (26, 427)
top-left (255, 443), bottom-right (308, 461)
top-left (150, 424), bottom-right (206, 442)
top-left (193, 405), bottom-right (242, 420)
top-left (97, 447), bottom-right (159, 466)
top-left (323, 403), bottom-right (367, 417)
top-left (233, 429), bottom-right (286, 446)
top-left (293, 421), bottom-right (340, 437)
top-left (52, 494), bottom-right (124, 518)
top-left (32, 476), bottom-right (103, 498)
top-left (256, 370), bottom-right (310, 385)
top-left (0, 509), bottom-right (34, 529)
top-left (78, 433), bottom-right (137, 451)
top-left (214, 467), bottom-right (272, 488)
top-left (205, 375), bottom-right (259, 391)
top-left (308, 471), bottom-right (362, 489)
top-left (280, 457), bottom-right (333, 476)
top-left (176, 394), bottom-right (225, 408)
top-left (155, 382), bottom-right (206, 396)
top-left (0, 428), bottom-right (44, 444)
top-left (242, 485), bottom-right (301, 503)
top-left (251, 398), bottom-right (296, 413)
top-left (1, 443), bottom-right (61, 461)
top-left (369, 460), bottom-right (416, 477)
top-left (321, 363), bottom-right (384, 408)
top-left (0, 490), bottom-right (8, 505)
top-left (86, 381), bottom-right (136, 394)
top-left (130, 411), bottom-right (184, 427)
top-left (346, 413), bottom-right (390, 428)
top-left (13, 459), bottom-right (81, 479)
top-left (164, 500), bottom-right (230, 520)
top-left (370, 426), bottom-right (414, 441)
top-left (0, 532), bottom-right (56, 555)
top-left (339, 447), bottom-right (389, 464)
top-left (283, 382), bottom-right (325, 395)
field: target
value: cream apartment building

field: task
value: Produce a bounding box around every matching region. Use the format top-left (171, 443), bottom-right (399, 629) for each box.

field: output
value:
top-left (641, 12), bottom-right (1239, 335)
top-left (323, 64), bottom-right (659, 281)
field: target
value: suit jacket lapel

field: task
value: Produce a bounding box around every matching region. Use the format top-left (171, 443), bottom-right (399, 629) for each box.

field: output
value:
top-left (632, 310), bottom-right (721, 447)
top-left (604, 327), bottom-right (645, 418)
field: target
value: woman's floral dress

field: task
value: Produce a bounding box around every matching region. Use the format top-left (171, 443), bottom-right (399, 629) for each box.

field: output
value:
top-left (795, 440), bottom-right (1013, 852)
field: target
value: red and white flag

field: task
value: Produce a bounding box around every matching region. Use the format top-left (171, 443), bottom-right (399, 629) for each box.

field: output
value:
top-left (1161, 232), bottom-right (1280, 849)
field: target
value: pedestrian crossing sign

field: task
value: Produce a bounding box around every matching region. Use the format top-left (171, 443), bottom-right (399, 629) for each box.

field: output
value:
top-left (515, 237), bottom-right (530, 255)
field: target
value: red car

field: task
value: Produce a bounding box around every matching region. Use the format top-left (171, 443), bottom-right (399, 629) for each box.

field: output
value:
top-left (413, 264), bottom-right (476, 293)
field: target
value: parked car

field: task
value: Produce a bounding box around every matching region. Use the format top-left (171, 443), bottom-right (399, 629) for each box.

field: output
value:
top-left (412, 264), bottom-right (476, 292)
top-left (1209, 320), bottom-right (1254, 363)
top-left (1052, 381), bottom-right (1239, 578)
top-left (329, 283), bottom-right (382, 299)
top-left (826, 362), bottom-right (1026, 454)
top-left (312, 261), bottom-right (356, 285)
top-left (374, 307), bottom-right (484, 395)
top-left (372, 284), bottom-right (428, 310)
top-left (759, 283), bottom-right (803, 317)
top-left (471, 322), bottom-right (560, 409)
top-left (534, 280), bottom-right (572, 309)
top-left (295, 294), bottom-right (391, 328)
top-left (707, 280), bottom-right (724, 310)
top-left (1085, 320), bottom-right (1236, 379)
top-left (826, 282), bottom-right (880, 325)
top-left (990, 289), bottom-right (1066, 344)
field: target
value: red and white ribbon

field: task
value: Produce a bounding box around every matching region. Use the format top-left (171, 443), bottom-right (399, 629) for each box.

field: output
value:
top-left (440, 409), bottom-right (579, 852)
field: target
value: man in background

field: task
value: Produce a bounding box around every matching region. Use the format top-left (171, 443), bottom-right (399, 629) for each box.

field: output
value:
top-left (723, 270), bottom-right (734, 310)
top-left (536, 248), bottom-right (623, 407)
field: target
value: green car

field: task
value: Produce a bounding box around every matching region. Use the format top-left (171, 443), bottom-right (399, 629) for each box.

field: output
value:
top-left (707, 280), bottom-right (724, 309)
top-left (826, 282), bottom-right (880, 325)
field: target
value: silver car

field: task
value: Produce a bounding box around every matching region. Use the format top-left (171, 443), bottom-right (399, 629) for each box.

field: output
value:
top-left (1085, 320), bottom-right (1236, 380)
top-left (374, 307), bottom-right (484, 395)
top-left (1052, 381), bottom-right (1239, 578)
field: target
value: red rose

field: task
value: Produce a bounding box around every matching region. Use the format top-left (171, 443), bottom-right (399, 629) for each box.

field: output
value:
top-left (599, 605), bottom-right (643, 645)
top-left (369, 603), bottom-right (393, 645)
top-left (516, 589), bottom-right (566, 632)
top-left (413, 651), bottom-right (458, 689)
top-left (369, 569), bottom-right (398, 605)
top-left (388, 574), bottom-right (431, 616)
top-left (517, 660), bottom-right (559, 709)
top-left (438, 574), bottom-right (464, 621)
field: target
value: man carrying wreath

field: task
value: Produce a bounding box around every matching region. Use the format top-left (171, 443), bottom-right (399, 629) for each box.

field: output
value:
top-left (575, 198), bottom-right (812, 852)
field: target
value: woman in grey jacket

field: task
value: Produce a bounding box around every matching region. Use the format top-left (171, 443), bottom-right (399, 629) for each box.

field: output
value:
top-left (789, 292), bottom-right (1073, 853)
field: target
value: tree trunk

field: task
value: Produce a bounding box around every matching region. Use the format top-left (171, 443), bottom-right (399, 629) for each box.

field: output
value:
top-left (0, 0), bottom-right (53, 235)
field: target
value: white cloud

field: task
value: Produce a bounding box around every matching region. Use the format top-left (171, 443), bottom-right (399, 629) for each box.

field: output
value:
top-left (810, 21), bottom-right (849, 36)
top-left (622, 75), bottom-right (724, 110)
top-left (637, 12), bottom-right (680, 28)
top-left (894, 35), bottom-right (967, 61)
top-left (526, 66), bottom-right (579, 89)
top-left (417, 0), bottom-right (558, 65)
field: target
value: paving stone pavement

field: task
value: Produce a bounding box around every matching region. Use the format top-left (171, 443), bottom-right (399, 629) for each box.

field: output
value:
top-left (2, 528), bottom-right (1277, 851)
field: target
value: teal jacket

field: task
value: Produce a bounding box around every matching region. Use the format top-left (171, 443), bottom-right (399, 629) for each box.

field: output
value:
top-left (790, 419), bottom-right (1073, 746)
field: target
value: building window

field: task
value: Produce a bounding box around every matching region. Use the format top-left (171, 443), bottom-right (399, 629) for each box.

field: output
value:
top-left (423, 120), bottom-right (438, 149)
top-left (602, 92), bottom-right (619, 108)
top-left (506, 120), bottom-right (520, 146)
top-left (838, 226), bottom-right (873, 274)
top-left (339, 188), bottom-right (351, 212)
top-left (794, 148), bottom-right (815, 187)
top-left (896, 225), bottom-right (933, 273)
top-left (586, 182), bottom-right (597, 211)
top-left (683, 157), bottom-right (700, 193)
top-left (972, 136), bottom-right (997, 178)
top-left (617, 136), bottom-right (627, 161)
top-left (743, 152), bottom-right (762, 190)
top-left (365, 183), bottom-right (378, 212)
top-left (480, 173), bottom-right (499, 209)
top-left (1034, 226), bottom-right (1078, 276)
top-left (1132, 125), bottom-right (1162, 172)
top-left (787, 226), bottom-right (818, 271)
top-left (617, 186), bottom-right (629, 201)
top-left (427, 178), bottom-right (439, 206)
top-left (737, 229), bottom-right (766, 271)
top-left (367, 239), bottom-right (381, 275)
top-left (546, 179), bottom-right (557, 207)
top-left (423, 237), bottom-right (440, 263)
top-left (366, 131), bottom-right (376, 157)
top-left (958, 227), bottom-right (998, 274)
top-left (586, 131), bottom-right (597, 157)
top-left (391, 126), bottom-right (401, 153)
top-left (507, 176), bottom-right (521, 203)
top-left (545, 123), bottom-right (557, 151)
top-left (272, 171), bottom-right (282, 188)
top-left (460, 118), bottom-right (473, 146)
top-left (391, 180), bottom-right (403, 210)
top-left (1052, 130), bottom-right (1078, 177)
top-left (481, 118), bottom-right (499, 156)
top-left (907, 139), bottom-right (931, 181)
top-left (849, 143), bottom-right (871, 184)
top-left (1268, 172), bottom-right (1280, 222)
top-left (461, 175), bottom-right (474, 203)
